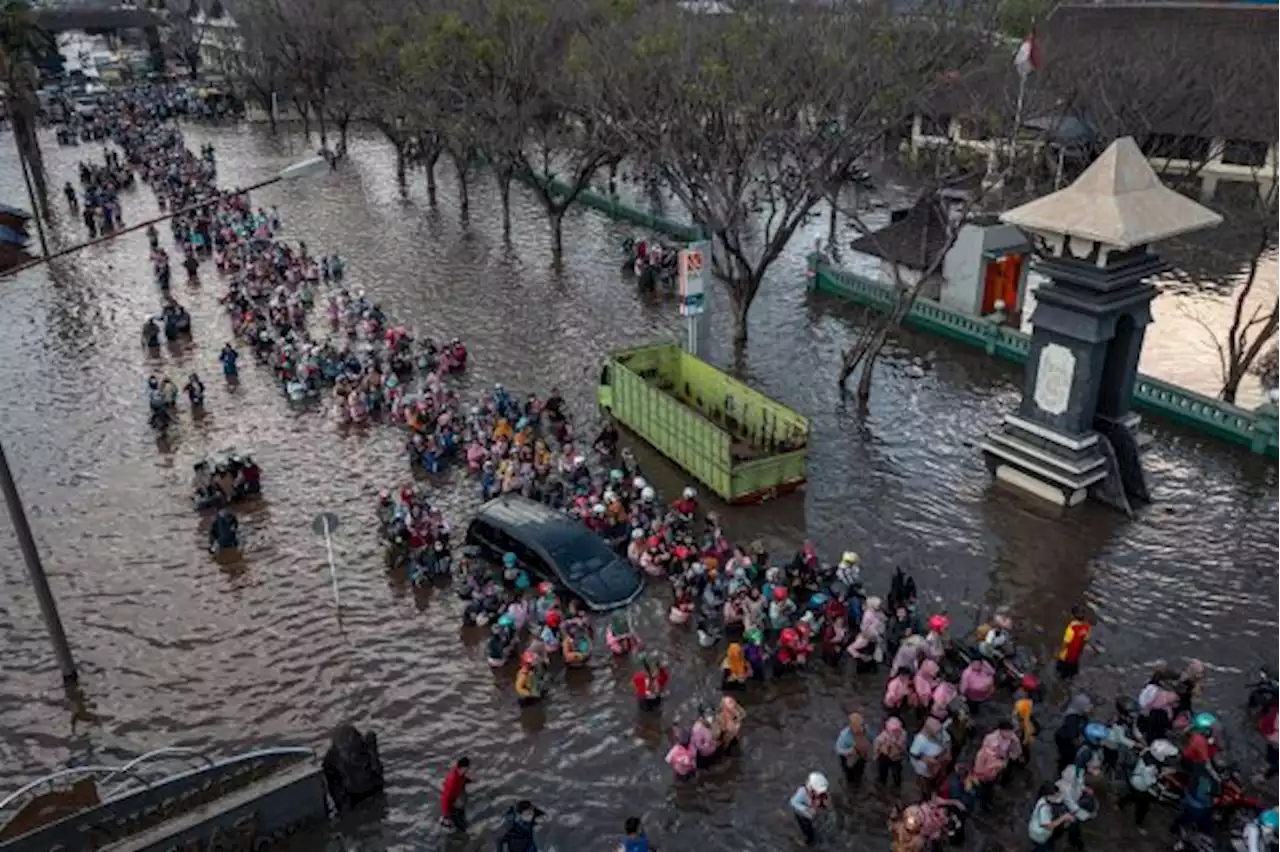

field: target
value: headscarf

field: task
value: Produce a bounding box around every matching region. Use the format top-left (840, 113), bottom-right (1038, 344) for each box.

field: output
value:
top-left (1066, 694), bottom-right (1093, 717)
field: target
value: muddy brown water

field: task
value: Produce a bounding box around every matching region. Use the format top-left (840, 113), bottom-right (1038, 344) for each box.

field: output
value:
top-left (0, 124), bottom-right (1275, 851)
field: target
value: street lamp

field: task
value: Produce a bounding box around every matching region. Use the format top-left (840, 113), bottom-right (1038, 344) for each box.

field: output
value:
top-left (0, 155), bottom-right (326, 686)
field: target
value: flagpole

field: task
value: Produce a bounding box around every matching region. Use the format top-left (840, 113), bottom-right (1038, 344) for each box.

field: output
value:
top-left (1011, 72), bottom-right (1027, 165)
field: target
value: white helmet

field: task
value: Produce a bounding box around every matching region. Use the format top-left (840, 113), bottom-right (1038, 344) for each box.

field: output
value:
top-left (592, 503), bottom-right (606, 516)
top-left (641, 486), bottom-right (655, 502)
top-left (494, 382), bottom-right (504, 391)
top-left (603, 489), bottom-right (617, 502)
top-left (633, 476), bottom-right (647, 490)
top-left (807, 772), bottom-right (829, 795)
top-left (682, 487), bottom-right (696, 500)
top-left (573, 455), bottom-right (585, 467)
top-left (631, 528), bottom-right (644, 541)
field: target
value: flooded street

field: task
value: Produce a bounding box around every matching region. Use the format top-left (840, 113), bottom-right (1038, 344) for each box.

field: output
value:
top-left (0, 123), bottom-right (1275, 852)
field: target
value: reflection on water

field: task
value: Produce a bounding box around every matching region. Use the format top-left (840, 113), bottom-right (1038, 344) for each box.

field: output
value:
top-left (0, 125), bottom-right (1274, 851)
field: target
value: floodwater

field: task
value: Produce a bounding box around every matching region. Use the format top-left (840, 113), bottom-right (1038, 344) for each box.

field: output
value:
top-left (0, 123), bottom-right (1275, 852)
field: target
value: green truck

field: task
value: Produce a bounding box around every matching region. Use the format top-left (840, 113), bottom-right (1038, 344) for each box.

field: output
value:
top-left (597, 343), bottom-right (809, 504)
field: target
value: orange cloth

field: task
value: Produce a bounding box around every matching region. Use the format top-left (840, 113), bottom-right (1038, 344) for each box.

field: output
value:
top-left (722, 643), bottom-right (749, 680)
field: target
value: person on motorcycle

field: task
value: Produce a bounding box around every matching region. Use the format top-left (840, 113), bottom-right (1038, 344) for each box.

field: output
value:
top-left (1122, 738), bottom-right (1180, 827)
top-left (673, 487), bottom-right (698, 520)
top-left (978, 613), bottom-right (1014, 663)
top-left (1054, 694), bottom-right (1093, 775)
top-left (1243, 808), bottom-right (1280, 852)
top-left (1057, 723), bottom-right (1105, 824)
top-left (1172, 755), bottom-right (1223, 837)
top-left (1102, 696), bottom-right (1144, 774)
top-left (1183, 712), bottom-right (1220, 771)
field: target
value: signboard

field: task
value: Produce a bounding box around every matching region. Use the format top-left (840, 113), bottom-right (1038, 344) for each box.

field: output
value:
top-left (679, 241), bottom-right (710, 316)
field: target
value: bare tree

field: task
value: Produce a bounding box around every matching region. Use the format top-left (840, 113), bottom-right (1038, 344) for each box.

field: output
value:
top-left (598, 0), bottom-right (993, 348)
top-left (162, 0), bottom-right (206, 76)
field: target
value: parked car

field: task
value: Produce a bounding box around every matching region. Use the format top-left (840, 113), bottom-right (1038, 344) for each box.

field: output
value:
top-left (466, 495), bottom-right (644, 612)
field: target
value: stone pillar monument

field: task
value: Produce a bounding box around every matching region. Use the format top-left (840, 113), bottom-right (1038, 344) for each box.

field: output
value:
top-left (979, 137), bottom-right (1222, 509)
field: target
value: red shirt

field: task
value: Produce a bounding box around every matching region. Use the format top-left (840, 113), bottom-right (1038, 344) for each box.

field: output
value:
top-left (1183, 733), bottom-right (1217, 766)
top-left (440, 766), bottom-right (467, 814)
top-left (1058, 620), bottom-right (1091, 664)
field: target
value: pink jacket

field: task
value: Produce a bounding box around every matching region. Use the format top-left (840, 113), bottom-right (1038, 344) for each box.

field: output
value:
top-left (914, 660), bottom-right (940, 704)
top-left (931, 681), bottom-right (958, 718)
top-left (960, 661), bottom-right (996, 703)
top-left (884, 674), bottom-right (914, 708)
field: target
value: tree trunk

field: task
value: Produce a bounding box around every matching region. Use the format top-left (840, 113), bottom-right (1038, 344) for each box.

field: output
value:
top-left (498, 167), bottom-right (513, 236)
top-left (425, 148), bottom-right (441, 204)
top-left (293, 98), bottom-right (310, 141)
top-left (608, 160), bottom-right (618, 196)
top-left (457, 159), bottom-right (470, 220)
top-left (729, 279), bottom-right (752, 348)
top-left (316, 107), bottom-right (329, 151)
top-left (338, 118), bottom-right (350, 158)
top-left (856, 335), bottom-right (886, 405)
top-left (394, 142), bottom-right (407, 193)
top-left (549, 208), bottom-right (565, 259)
top-left (827, 202), bottom-right (838, 248)
top-left (1221, 369), bottom-right (1245, 405)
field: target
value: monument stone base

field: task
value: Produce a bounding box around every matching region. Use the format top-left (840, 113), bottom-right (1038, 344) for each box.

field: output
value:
top-left (979, 414), bottom-right (1108, 507)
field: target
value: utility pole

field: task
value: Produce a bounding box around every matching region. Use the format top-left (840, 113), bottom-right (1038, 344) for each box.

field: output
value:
top-left (0, 440), bottom-right (77, 685)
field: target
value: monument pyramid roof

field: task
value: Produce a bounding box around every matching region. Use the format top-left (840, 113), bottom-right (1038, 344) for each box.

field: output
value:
top-left (1000, 137), bottom-right (1222, 250)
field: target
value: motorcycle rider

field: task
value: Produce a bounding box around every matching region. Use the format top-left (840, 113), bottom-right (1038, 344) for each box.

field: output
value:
top-left (1244, 808), bottom-right (1280, 852)
top-left (1121, 738), bottom-right (1180, 827)
top-left (1183, 712), bottom-right (1220, 771)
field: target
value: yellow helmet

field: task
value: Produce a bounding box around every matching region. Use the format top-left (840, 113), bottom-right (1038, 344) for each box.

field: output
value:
top-left (840, 551), bottom-right (858, 565)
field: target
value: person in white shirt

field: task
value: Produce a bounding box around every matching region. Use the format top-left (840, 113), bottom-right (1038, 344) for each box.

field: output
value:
top-left (1028, 782), bottom-right (1079, 852)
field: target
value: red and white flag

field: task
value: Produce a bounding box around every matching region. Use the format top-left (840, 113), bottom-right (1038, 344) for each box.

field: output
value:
top-left (1013, 29), bottom-right (1041, 78)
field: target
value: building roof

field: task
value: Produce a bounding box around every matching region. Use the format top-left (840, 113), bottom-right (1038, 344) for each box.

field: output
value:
top-left (0, 203), bottom-right (31, 219)
top-left (849, 194), bottom-right (954, 270)
top-left (1000, 136), bottom-right (1223, 249)
top-left (33, 7), bottom-right (160, 33)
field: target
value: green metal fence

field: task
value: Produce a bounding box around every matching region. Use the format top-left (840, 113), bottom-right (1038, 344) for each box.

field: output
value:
top-left (807, 255), bottom-right (1279, 458)
top-left (509, 168), bottom-right (707, 242)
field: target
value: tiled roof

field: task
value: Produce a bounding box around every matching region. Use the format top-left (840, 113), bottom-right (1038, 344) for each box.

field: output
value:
top-left (849, 194), bottom-right (954, 270)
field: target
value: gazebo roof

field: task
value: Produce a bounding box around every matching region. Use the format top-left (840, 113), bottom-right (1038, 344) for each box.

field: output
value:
top-left (1000, 136), bottom-right (1222, 250)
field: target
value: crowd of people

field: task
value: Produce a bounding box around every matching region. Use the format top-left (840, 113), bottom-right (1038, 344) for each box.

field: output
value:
top-left (52, 82), bottom-right (1276, 852)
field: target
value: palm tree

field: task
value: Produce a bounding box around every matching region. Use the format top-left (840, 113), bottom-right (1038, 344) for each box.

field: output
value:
top-left (0, 0), bottom-right (54, 211)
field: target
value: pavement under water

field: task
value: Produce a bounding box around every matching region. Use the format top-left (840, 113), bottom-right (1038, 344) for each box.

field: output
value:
top-left (0, 124), bottom-right (1275, 852)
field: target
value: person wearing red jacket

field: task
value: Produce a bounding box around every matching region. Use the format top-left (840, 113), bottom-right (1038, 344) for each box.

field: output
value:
top-left (439, 757), bottom-right (470, 832)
